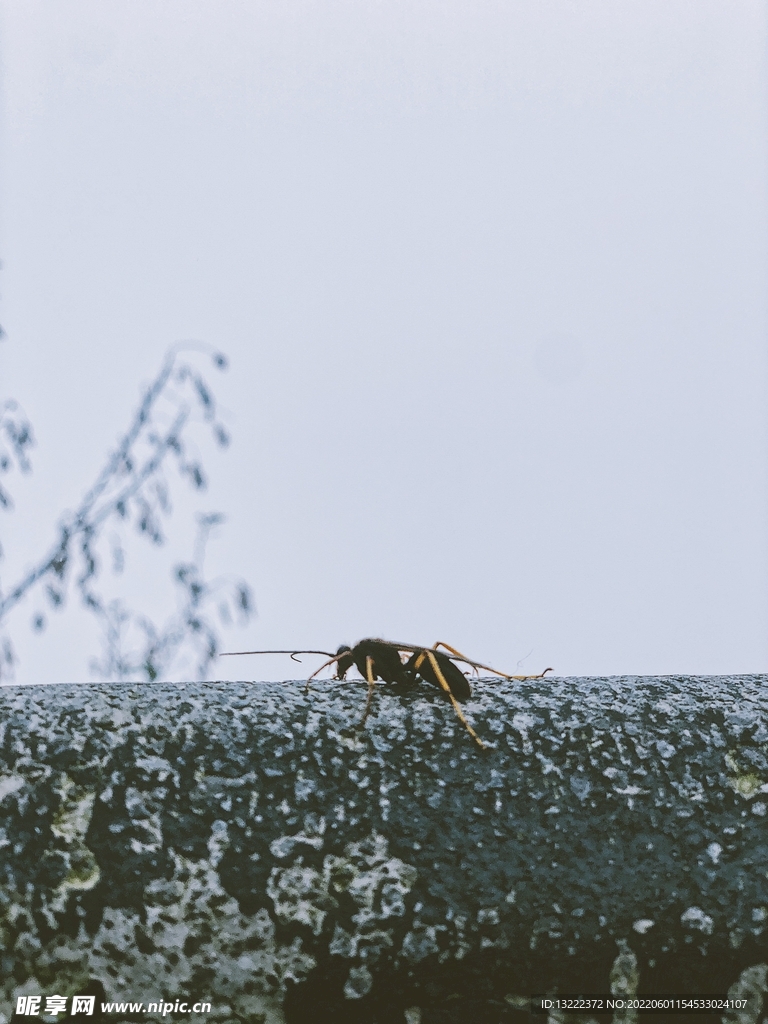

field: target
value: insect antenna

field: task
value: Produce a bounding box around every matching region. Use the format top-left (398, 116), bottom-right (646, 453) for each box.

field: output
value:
top-left (219, 648), bottom-right (334, 663)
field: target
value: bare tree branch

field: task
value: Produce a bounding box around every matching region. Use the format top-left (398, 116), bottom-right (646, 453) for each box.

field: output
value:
top-left (0, 399), bottom-right (35, 514)
top-left (90, 513), bottom-right (252, 682)
top-left (0, 343), bottom-right (253, 681)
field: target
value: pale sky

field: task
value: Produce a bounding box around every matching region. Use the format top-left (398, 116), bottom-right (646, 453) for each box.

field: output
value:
top-left (1, 0), bottom-right (766, 684)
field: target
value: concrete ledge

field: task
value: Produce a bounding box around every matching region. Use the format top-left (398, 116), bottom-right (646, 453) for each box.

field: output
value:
top-left (0, 675), bottom-right (767, 1023)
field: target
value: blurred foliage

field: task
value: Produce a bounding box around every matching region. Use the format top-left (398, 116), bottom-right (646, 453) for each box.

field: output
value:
top-left (0, 344), bottom-right (253, 682)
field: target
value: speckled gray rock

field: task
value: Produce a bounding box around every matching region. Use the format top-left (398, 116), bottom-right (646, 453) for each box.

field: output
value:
top-left (0, 675), bottom-right (767, 1023)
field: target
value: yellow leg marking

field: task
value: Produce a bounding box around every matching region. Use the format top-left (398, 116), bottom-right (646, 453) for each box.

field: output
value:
top-left (425, 650), bottom-right (486, 750)
top-left (433, 641), bottom-right (465, 658)
top-left (433, 642), bottom-right (478, 676)
top-left (359, 655), bottom-right (376, 727)
top-left (433, 641), bottom-right (515, 679)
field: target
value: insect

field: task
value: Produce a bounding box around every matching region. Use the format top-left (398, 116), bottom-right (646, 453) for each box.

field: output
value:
top-left (221, 638), bottom-right (551, 750)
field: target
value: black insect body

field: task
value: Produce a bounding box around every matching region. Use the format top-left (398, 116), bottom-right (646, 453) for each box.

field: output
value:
top-left (220, 637), bottom-right (551, 749)
top-left (332, 639), bottom-right (413, 687)
top-left (330, 640), bottom-right (473, 702)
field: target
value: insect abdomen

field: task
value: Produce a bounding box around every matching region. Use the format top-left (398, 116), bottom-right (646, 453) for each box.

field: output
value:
top-left (406, 649), bottom-right (472, 701)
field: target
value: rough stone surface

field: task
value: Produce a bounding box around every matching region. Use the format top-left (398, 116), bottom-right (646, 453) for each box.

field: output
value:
top-left (0, 674), bottom-right (766, 1023)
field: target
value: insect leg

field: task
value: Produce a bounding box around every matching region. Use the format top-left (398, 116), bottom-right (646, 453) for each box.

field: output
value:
top-left (433, 642), bottom-right (550, 681)
top-left (359, 655), bottom-right (377, 727)
top-left (502, 665), bottom-right (554, 680)
top-left (432, 641), bottom-right (515, 678)
top-left (424, 650), bottom-right (486, 750)
top-left (305, 653), bottom-right (345, 694)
